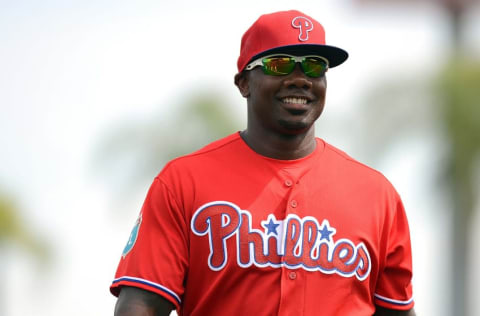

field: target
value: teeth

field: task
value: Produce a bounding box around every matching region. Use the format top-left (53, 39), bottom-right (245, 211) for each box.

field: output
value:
top-left (282, 97), bottom-right (308, 104)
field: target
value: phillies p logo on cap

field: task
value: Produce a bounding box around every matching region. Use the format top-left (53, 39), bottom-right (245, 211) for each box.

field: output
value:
top-left (291, 16), bottom-right (314, 41)
top-left (237, 10), bottom-right (349, 72)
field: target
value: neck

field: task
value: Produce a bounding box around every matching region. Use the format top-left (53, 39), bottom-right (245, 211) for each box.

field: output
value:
top-left (240, 128), bottom-right (317, 160)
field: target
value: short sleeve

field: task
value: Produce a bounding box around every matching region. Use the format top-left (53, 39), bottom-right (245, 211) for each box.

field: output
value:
top-left (374, 194), bottom-right (414, 310)
top-left (110, 177), bottom-right (188, 309)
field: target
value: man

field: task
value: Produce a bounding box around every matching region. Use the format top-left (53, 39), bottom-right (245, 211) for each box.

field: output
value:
top-left (111, 10), bottom-right (415, 316)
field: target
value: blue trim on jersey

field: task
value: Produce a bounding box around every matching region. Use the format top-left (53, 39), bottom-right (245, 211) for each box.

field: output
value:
top-left (374, 293), bottom-right (413, 306)
top-left (112, 276), bottom-right (181, 305)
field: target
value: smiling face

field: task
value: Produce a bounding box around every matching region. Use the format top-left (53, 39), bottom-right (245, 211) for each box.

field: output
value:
top-left (235, 62), bottom-right (327, 138)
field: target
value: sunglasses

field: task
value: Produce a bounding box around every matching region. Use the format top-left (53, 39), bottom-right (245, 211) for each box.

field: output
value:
top-left (245, 54), bottom-right (329, 78)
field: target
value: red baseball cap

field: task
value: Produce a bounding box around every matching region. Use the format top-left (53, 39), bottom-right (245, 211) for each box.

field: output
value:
top-left (237, 10), bottom-right (348, 72)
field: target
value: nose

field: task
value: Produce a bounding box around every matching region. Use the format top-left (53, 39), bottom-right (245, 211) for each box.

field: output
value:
top-left (283, 63), bottom-right (313, 90)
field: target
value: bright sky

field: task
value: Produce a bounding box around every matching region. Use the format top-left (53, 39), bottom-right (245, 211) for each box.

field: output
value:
top-left (1, 1), bottom-right (479, 315)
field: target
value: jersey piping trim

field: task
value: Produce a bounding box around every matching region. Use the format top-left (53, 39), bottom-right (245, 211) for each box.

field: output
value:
top-left (112, 276), bottom-right (181, 305)
top-left (374, 293), bottom-right (413, 306)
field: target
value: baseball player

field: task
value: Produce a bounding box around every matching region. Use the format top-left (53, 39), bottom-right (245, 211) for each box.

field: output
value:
top-left (111, 10), bottom-right (415, 316)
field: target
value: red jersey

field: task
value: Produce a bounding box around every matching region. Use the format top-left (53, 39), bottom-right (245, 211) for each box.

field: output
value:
top-left (111, 132), bottom-right (414, 315)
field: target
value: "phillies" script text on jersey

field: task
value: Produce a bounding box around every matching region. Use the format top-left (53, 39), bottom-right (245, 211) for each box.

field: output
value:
top-left (191, 201), bottom-right (371, 281)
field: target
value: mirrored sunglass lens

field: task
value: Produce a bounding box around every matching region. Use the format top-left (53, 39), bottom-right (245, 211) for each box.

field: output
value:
top-left (302, 58), bottom-right (327, 77)
top-left (262, 57), bottom-right (295, 75)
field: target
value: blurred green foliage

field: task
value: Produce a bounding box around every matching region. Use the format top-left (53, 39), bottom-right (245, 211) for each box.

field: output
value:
top-left (438, 58), bottom-right (480, 213)
top-left (95, 91), bottom-right (243, 202)
top-left (0, 193), bottom-right (49, 262)
top-left (437, 58), bottom-right (480, 315)
top-left (360, 57), bottom-right (480, 316)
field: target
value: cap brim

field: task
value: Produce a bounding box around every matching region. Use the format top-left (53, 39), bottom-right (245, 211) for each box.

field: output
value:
top-left (250, 44), bottom-right (348, 68)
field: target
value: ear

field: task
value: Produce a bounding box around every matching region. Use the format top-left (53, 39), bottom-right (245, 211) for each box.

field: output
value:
top-left (234, 72), bottom-right (250, 98)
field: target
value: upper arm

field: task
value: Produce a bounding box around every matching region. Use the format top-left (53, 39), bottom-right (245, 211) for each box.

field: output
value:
top-left (110, 177), bottom-right (187, 310)
top-left (374, 193), bottom-right (414, 310)
top-left (114, 286), bottom-right (174, 316)
top-left (373, 306), bottom-right (416, 316)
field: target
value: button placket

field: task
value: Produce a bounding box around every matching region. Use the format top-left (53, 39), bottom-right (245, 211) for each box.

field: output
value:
top-left (288, 271), bottom-right (297, 280)
top-left (279, 268), bottom-right (304, 316)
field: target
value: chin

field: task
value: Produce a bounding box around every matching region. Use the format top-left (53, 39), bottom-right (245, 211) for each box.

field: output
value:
top-left (278, 120), bottom-right (311, 135)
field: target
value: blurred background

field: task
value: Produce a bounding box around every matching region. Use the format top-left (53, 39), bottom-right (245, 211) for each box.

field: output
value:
top-left (1, 0), bottom-right (479, 315)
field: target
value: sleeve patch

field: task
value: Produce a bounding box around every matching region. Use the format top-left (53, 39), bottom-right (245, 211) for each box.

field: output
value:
top-left (122, 214), bottom-right (142, 258)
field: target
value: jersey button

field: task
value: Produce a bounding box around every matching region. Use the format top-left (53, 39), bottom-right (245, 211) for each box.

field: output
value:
top-left (288, 271), bottom-right (297, 280)
top-left (290, 200), bottom-right (297, 208)
top-left (285, 180), bottom-right (293, 187)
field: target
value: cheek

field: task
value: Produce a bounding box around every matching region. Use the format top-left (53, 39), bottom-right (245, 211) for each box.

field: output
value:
top-left (314, 83), bottom-right (327, 107)
top-left (250, 78), bottom-right (276, 104)
top-left (316, 78), bottom-right (327, 96)
top-left (313, 81), bottom-right (327, 115)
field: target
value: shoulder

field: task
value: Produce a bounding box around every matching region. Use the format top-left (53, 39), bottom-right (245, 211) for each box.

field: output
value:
top-left (319, 140), bottom-right (401, 198)
top-left (322, 141), bottom-right (390, 179)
